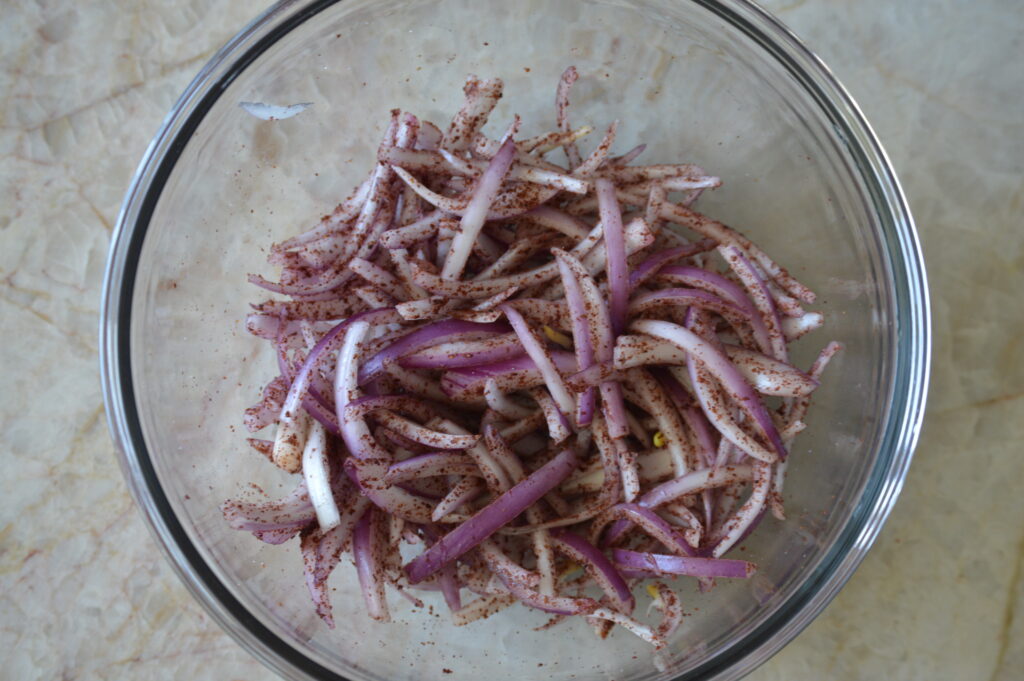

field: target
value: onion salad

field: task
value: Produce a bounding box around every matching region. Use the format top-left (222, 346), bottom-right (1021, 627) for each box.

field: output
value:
top-left (223, 67), bottom-right (839, 647)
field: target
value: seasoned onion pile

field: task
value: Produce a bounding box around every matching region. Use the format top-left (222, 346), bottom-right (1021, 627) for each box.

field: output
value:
top-left (224, 67), bottom-right (839, 647)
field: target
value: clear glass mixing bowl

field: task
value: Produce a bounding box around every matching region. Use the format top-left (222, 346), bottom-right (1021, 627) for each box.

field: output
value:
top-left (100, 0), bottom-right (930, 679)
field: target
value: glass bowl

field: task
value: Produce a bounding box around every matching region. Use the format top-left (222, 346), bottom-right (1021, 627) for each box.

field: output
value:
top-left (100, 0), bottom-right (930, 679)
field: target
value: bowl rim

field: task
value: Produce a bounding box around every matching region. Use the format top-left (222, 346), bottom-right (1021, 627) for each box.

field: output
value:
top-left (99, 1), bottom-right (930, 679)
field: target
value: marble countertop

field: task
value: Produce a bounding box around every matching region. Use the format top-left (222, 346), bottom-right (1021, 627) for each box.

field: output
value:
top-left (1, 0), bottom-right (1021, 679)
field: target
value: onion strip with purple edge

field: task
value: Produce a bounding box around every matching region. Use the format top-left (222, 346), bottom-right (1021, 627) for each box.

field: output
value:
top-left (353, 507), bottom-right (390, 622)
top-left (592, 502), bottom-right (697, 557)
top-left (428, 418), bottom-right (511, 493)
top-left (595, 178), bottom-right (629, 335)
top-left (222, 480), bottom-right (313, 533)
top-left (655, 265), bottom-right (773, 356)
top-left (478, 539), bottom-right (598, 615)
top-left (483, 379), bottom-right (533, 419)
top-left (601, 464), bottom-right (754, 546)
top-left (552, 248), bottom-right (630, 438)
top-left (719, 244), bottom-right (787, 361)
top-left (501, 304), bottom-right (577, 419)
top-left (442, 136), bottom-right (518, 279)
top-left (556, 66), bottom-right (583, 169)
top-left (612, 549), bottom-right (756, 579)
top-left (550, 530), bottom-right (634, 614)
top-left (628, 239), bottom-right (718, 291)
top-left (432, 477), bottom-right (486, 522)
top-left (404, 448), bottom-right (578, 584)
top-left (400, 333), bottom-right (524, 370)
top-left (384, 453), bottom-right (482, 484)
top-left (358, 319), bottom-right (509, 384)
top-left (228, 69), bottom-right (836, 642)
top-left (631, 319), bottom-right (786, 459)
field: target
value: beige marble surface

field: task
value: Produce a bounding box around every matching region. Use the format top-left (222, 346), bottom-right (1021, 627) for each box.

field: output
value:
top-left (1, 0), bottom-right (1021, 679)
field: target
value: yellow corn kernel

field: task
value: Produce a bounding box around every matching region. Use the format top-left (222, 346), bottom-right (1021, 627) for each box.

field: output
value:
top-left (543, 325), bottom-right (573, 349)
top-left (653, 431), bottom-right (667, 448)
top-left (559, 561), bottom-right (581, 578)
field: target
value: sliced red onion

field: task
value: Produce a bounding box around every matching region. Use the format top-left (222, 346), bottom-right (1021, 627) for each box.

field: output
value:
top-left (522, 205), bottom-right (591, 240)
top-left (551, 248), bottom-right (629, 437)
top-left (344, 457), bottom-right (437, 522)
top-left (313, 495), bottom-right (371, 584)
top-left (353, 507), bottom-right (390, 621)
top-left (221, 480), bottom-right (314, 533)
top-left (392, 165), bottom-right (561, 221)
top-left (659, 502), bottom-right (704, 547)
top-left (596, 178), bottom-right (629, 335)
top-left (359, 319), bottom-right (509, 384)
top-left (613, 549), bottom-right (755, 579)
top-left (712, 461), bottom-right (772, 558)
top-left (608, 143), bottom-right (646, 166)
top-left (353, 287), bottom-right (395, 309)
top-left (655, 265), bottom-right (771, 356)
top-left (555, 66), bottom-right (583, 168)
top-left (246, 438), bottom-right (274, 461)
top-left (385, 453), bottom-right (481, 484)
top-left (557, 249), bottom-right (598, 426)
top-left (452, 593), bottom-right (517, 626)
top-left (612, 335), bottom-right (687, 369)
top-left (631, 319), bottom-right (786, 460)
top-left (273, 175), bottom-right (371, 252)
top-left (443, 136), bottom-right (517, 279)
top-left (599, 162), bottom-right (707, 184)
top-left (429, 418), bottom-right (511, 493)
top-left (252, 526), bottom-right (302, 545)
top-left (614, 440), bottom-right (641, 503)
top-left (372, 410), bottom-right (480, 449)
top-left (432, 477), bottom-right (486, 522)
top-left (405, 448), bottom-right (578, 583)
top-left (349, 257), bottom-right (407, 300)
top-left (301, 529), bottom-right (336, 627)
top-left (624, 369), bottom-right (695, 476)
top-left (244, 375), bottom-right (289, 432)
top-left (533, 528), bottom-right (557, 597)
top-left (573, 121), bottom-right (618, 177)
top-left (550, 530), bottom-right (634, 614)
top-left (444, 76), bottom-right (503, 153)
top-left (629, 287), bottom-right (751, 332)
top-left (640, 464), bottom-right (754, 510)
top-left (483, 379), bottom-right (533, 419)
top-left (782, 311), bottom-right (825, 341)
top-left (440, 350), bottom-right (578, 401)
top-left (230, 71), bottom-right (833, 636)
top-left (579, 216), bottom-right (655, 277)
top-left (648, 582), bottom-right (683, 640)
top-left (478, 540), bottom-right (598, 615)
top-left (271, 408), bottom-right (311, 474)
top-left (519, 125), bottom-right (593, 154)
top-left (343, 394), bottom-right (436, 422)
top-left (302, 421), bottom-right (341, 530)
top-left (400, 333), bottom-right (523, 370)
top-left (480, 425), bottom-right (534, 488)
top-left (719, 244), bottom-right (787, 361)
top-left (589, 608), bottom-right (667, 649)
top-left (529, 387), bottom-right (572, 444)
top-left (724, 344), bottom-right (818, 397)
top-left (379, 362), bottom-right (468, 408)
top-left (281, 308), bottom-right (397, 437)
top-left (684, 359), bottom-right (779, 464)
top-left (628, 239), bottom-right (717, 290)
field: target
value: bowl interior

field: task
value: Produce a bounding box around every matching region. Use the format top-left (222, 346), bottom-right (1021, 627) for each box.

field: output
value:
top-left (125, 0), bottom-right (903, 679)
